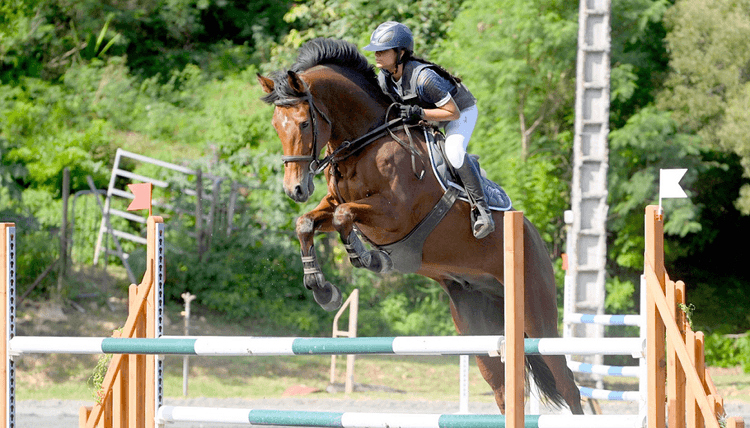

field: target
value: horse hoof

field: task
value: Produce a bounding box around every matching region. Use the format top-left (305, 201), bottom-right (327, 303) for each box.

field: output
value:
top-left (372, 250), bottom-right (393, 273)
top-left (313, 282), bottom-right (342, 311)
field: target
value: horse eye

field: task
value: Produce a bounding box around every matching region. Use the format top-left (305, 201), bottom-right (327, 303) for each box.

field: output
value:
top-left (300, 121), bottom-right (310, 130)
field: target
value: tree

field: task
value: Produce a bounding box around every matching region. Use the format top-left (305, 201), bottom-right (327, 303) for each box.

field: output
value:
top-left (434, 0), bottom-right (578, 162)
top-left (658, 0), bottom-right (750, 214)
top-left (261, 0), bottom-right (464, 73)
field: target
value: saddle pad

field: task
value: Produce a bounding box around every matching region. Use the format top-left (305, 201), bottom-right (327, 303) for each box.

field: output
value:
top-left (424, 128), bottom-right (513, 211)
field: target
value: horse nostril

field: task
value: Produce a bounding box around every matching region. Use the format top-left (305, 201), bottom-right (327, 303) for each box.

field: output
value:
top-left (294, 185), bottom-right (306, 199)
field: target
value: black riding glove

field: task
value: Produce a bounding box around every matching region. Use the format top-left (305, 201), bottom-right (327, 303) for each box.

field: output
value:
top-left (398, 104), bottom-right (424, 125)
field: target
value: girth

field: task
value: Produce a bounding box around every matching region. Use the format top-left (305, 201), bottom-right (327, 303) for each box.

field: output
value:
top-left (372, 186), bottom-right (460, 273)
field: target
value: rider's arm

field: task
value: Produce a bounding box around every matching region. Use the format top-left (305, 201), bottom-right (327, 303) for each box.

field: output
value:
top-left (415, 68), bottom-right (461, 122)
top-left (422, 97), bottom-right (460, 122)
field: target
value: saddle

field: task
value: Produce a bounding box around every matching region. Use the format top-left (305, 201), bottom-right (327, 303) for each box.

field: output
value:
top-left (423, 128), bottom-right (513, 211)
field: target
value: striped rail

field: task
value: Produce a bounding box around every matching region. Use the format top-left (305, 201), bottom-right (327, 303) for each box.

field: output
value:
top-left (7, 336), bottom-right (645, 357)
top-left (156, 406), bottom-right (641, 428)
top-left (563, 313), bottom-right (642, 327)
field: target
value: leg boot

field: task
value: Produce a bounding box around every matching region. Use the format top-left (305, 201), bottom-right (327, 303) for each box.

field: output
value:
top-left (455, 156), bottom-right (495, 239)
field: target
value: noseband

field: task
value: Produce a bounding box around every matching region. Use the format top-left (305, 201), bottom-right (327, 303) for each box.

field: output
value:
top-left (277, 87), bottom-right (332, 175)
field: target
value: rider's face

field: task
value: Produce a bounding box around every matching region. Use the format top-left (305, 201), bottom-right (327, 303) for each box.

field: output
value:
top-left (374, 49), bottom-right (398, 74)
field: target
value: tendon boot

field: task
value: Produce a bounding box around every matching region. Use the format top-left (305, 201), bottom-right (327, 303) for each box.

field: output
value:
top-left (455, 155), bottom-right (495, 239)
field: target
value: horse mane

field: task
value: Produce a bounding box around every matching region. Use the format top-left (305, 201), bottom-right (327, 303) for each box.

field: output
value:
top-left (261, 38), bottom-right (385, 105)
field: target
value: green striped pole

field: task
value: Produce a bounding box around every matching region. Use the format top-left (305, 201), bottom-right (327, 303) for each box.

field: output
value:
top-left (8, 336), bottom-right (644, 357)
top-left (156, 406), bottom-right (642, 428)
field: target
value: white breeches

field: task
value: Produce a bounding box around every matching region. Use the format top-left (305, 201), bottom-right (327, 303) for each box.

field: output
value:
top-left (444, 104), bottom-right (478, 168)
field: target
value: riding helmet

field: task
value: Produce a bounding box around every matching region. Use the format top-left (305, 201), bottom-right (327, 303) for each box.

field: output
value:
top-left (363, 21), bottom-right (413, 53)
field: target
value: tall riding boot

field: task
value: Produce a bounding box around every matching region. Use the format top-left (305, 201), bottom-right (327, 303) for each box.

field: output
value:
top-left (455, 155), bottom-right (495, 239)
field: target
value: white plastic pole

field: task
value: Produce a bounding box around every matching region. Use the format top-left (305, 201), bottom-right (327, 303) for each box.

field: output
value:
top-left (459, 355), bottom-right (469, 413)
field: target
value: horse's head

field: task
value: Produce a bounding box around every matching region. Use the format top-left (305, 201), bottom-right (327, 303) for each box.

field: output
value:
top-left (257, 70), bottom-right (332, 202)
top-left (258, 38), bottom-right (391, 203)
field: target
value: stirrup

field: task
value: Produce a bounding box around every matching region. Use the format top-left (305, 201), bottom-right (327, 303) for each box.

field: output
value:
top-left (472, 208), bottom-right (495, 239)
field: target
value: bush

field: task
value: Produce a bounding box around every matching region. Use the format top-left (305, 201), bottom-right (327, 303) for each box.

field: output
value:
top-left (704, 332), bottom-right (750, 373)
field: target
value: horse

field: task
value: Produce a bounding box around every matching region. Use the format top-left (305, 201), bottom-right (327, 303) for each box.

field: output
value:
top-left (257, 38), bottom-right (583, 415)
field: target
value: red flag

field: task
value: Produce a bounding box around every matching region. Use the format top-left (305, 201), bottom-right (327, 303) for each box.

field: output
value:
top-left (127, 183), bottom-right (152, 212)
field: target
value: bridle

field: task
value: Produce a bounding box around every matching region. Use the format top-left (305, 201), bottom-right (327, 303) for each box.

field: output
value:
top-left (277, 85), bottom-right (426, 179)
top-left (277, 86), bottom-right (332, 176)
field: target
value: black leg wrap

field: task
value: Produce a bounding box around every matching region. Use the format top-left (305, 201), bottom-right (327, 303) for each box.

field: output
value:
top-left (343, 231), bottom-right (394, 274)
top-left (343, 231), bottom-right (371, 269)
top-left (300, 246), bottom-right (343, 311)
top-left (301, 246), bottom-right (325, 291)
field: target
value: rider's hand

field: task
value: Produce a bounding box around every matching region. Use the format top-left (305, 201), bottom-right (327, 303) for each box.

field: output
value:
top-left (398, 104), bottom-right (424, 125)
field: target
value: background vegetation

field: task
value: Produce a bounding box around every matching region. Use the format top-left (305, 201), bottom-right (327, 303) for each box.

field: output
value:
top-left (2, 0), bottom-right (749, 367)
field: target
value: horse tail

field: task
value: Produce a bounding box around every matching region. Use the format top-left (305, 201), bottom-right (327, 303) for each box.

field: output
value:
top-left (526, 354), bottom-right (567, 408)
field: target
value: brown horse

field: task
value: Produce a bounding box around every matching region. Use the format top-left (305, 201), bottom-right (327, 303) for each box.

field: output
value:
top-left (257, 38), bottom-right (583, 414)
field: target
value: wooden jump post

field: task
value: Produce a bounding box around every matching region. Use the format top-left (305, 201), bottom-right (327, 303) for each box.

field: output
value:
top-left (77, 215), bottom-right (164, 428)
top-left (645, 205), bottom-right (744, 428)
top-left (505, 211), bottom-right (524, 428)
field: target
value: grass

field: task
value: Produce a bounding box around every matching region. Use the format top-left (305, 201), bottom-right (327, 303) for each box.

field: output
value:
top-left (16, 353), bottom-right (497, 403)
top-left (161, 354), bottom-right (498, 402)
top-left (16, 350), bottom-right (750, 404)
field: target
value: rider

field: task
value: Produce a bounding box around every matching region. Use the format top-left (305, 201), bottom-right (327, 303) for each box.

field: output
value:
top-left (363, 21), bottom-right (495, 239)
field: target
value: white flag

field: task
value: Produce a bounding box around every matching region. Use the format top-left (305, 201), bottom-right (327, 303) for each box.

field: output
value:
top-left (660, 168), bottom-right (688, 199)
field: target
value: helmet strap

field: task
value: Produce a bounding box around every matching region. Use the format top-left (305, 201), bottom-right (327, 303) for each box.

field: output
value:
top-left (396, 48), bottom-right (408, 65)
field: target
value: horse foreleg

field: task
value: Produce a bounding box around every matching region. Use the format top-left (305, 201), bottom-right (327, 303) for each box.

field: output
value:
top-left (332, 198), bottom-right (394, 274)
top-left (340, 229), bottom-right (393, 274)
top-left (297, 197), bottom-right (343, 311)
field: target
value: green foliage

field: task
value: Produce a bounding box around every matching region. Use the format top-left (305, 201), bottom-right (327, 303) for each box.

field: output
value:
top-left (375, 283), bottom-right (455, 337)
top-left (435, 0), bottom-right (577, 162)
top-left (686, 277), bottom-right (750, 333)
top-left (2, 0), bottom-right (291, 81)
top-left (704, 332), bottom-right (750, 373)
top-left (678, 303), bottom-right (695, 331)
top-left (608, 107), bottom-right (703, 269)
top-left (0, 204), bottom-right (59, 298)
top-left (152, 208), bottom-right (319, 333)
top-left (605, 277), bottom-right (636, 314)
top-left (659, 0), bottom-right (750, 213)
top-left (88, 337), bottom-right (116, 403)
top-left (3, 0), bottom-right (750, 342)
top-left (501, 154), bottom-right (569, 254)
top-left (264, 0), bottom-right (464, 73)
top-left (609, 0), bottom-right (671, 126)
top-left (0, 0), bottom-right (53, 81)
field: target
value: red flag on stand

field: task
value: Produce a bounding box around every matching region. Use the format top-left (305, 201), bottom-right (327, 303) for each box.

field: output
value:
top-left (127, 183), bottom-right (152, 212)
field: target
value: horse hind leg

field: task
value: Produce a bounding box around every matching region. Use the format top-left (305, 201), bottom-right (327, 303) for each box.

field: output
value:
top-left (475, 355), bottom-right (508, 413)
top-left (443, 280), bottom-right (509, 413)
top-left (443, 277), bottom-right (583, 415)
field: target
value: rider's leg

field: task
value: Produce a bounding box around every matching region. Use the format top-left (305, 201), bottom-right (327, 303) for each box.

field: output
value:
top-left (445, 105), bottom-right (495, 239)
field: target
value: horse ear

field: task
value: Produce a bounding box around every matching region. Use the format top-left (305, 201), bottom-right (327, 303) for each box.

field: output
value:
top-left (286, 70), bottom-right (307, 95)
top-left (257, 74), bottom-right (274, 94)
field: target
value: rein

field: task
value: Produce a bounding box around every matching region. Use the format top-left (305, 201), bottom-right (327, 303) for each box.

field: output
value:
top-left (278, 89), bottom-right (427, 180)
